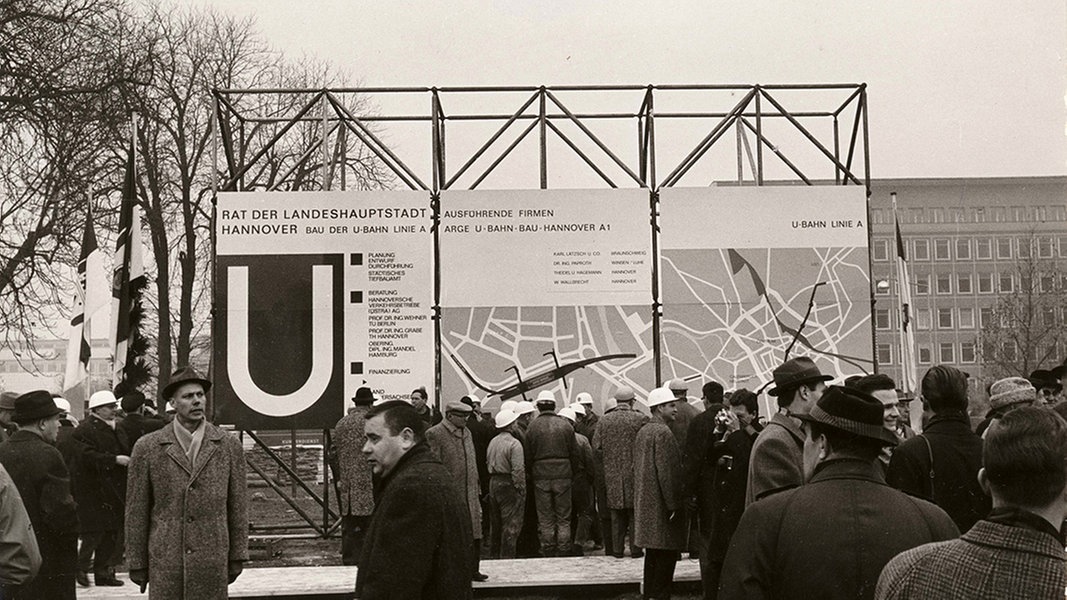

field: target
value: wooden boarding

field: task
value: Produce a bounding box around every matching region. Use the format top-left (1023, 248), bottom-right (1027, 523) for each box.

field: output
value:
top-left (77, 556), bottom-right (702, 599)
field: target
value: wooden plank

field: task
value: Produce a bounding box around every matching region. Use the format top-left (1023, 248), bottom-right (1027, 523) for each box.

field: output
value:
top-left (77, 557), bottom-right (701, 599)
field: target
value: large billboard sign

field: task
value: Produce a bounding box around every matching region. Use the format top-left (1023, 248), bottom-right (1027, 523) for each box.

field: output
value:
top-left (214, 191), bottom-right (433, 429)
top-left (439, 189), bottom-right (654, 411)
top-left (659, 186), bottom-right (873, 415)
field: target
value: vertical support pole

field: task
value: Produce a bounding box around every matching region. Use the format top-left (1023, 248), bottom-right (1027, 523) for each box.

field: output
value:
top-left (339, 125), bottom-right (347, 191)
top-left (736, 119), bottom-right (744, 184)
top-left (430, 89), bottom-right (443, 406)
top-left (322, 428), bottom-right (331, 537)
top-left (321, 92), bottom-right (330, 190)
top-left (539, 87), bottom-right (547, 189)
top-left (648, 87), bottom-right (662, 385)
top-left (833, 116), bottom-right (841, 185)
top-left (290, 429), bottom-right (298, 495)
top-left (861, 86), bottom-right (877, 372)
top-left (238, 120), bottom-right (245, 192)
top-left (209, 95), bottom-right (220, 419)
top-left (431, 88), bottom-right (441, 191)
top-left (754, 86), bottom-right (764, 185)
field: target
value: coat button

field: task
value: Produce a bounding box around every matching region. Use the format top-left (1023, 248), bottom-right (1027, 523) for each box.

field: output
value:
top-left (186, 549), bottom-right (192, 554)
top-left (187, 516), bottom-right (194, 522)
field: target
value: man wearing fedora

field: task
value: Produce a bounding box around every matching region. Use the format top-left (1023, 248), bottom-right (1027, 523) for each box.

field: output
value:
top-left (719, 386), bottom-right (958, 600)
top-left (331, 386), bottom-right (376, 566)
top-left (746, 356), bottom-right (832, 505)
top-left (125, 367), bottom-right (248, 599)
top-left (71, 390), bottom-right (131, 587)
top-left (634, 387), bottom-right (686, 600)
top-left (0, 391), bottom-right (18, 442)
top-left (0, 390), bottom-right (80, 600)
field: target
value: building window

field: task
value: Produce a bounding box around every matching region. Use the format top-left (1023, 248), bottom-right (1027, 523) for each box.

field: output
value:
top-left (979, 307), bottom-right (994, 328)
top-left (1059, 236), bottom-right (1067, 258)
top-left (877, 344), bottom-right (892, 365)
top-left (958, 307), bottom-right (975, 329)
top-left (977, 273), bottom-right (993, 294)
top-left (1041, 276), bottom-right (1055, 293)
top-left (875, 309), bottom-right (891, 330)
top-left (999, 274), bottom-right (1014, 293)
top-left (939, 343), bottom-right (955, 363)
top-left (937, 308), bottom-right (954, 329)
top-left (1001, 343), bottom-right (1017, 362)
top-left (960, 341), bottom-right (976, 363)
top-left (996, 238), bottom-right (1012, 260)
top-left (1018, 238), bottom-right (1031, 259)
top-left (914, 274), bottom-right (930, 296)
top-left (1043, 307), bottom-right (1056, 327)
top-left (936, 274), bottom-right (952, 295)
top-left (957, 274), bottom-right (972, 294)
top-left (918, 344), bottom-right (932, 364)
top-left (976, 238), bottom-right (992, 260)
top-left (916, 308), bottom-right (932, 330)
top-left (1038, 237), bottom-right (1054, 258)
top-left (955, 238), bottom-right (970, 260)
top-left (934, 239), bottom-right (951, 261)
top-left (872, 239), bottom-right (889, 262)
top-left (913, 239), bottom-right (930, 261)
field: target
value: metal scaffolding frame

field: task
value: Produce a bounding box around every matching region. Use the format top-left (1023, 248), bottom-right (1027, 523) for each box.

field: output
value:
top-left (212, 84), bottom-right (873, 536)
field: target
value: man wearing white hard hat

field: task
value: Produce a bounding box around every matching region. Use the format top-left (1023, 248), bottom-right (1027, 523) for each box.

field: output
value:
top-left (70, 390), bottom-right (130, 587)
top-left (524, 390), bottom-right (580, 556)
top-left (559, 407), bottom-right (596, 553)
top-left (573, 393), bottom-right (598, 441)
top-left (634, 387), bottom-right (686, 599)
top-left (486, 409), bottom-right (525, 558)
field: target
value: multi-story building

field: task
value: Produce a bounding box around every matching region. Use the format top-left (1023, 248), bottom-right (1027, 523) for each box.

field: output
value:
top-left (0, 337), bottom-right (112, 419)
top-left (868, 176), bottom-right (1067, 398)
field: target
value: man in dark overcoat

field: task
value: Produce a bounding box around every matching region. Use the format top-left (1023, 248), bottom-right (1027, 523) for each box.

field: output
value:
top-left (356, 401), bottom-right (473, 599)
top-left (116, 390), bottom-right (165, 450)
top-left (634, 387), bottom-right (686, 600)
top-left (331, 387), bottom-right (375, 566)
top-left (0, 390), bottom-right (80, 600)
top-left (720, 386), bottom-right (959, 600)
top-left (72, 390), bottom-right (130, 587)
top-left (125, 367), bottom-right (249, 599)
top-left (592, 386), bottom-right (648, 558)
top-left (876, 407), bottom-right (1067, 599)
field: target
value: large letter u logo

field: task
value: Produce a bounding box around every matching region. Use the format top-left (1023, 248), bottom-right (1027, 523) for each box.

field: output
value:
top-left (227, 264), bottom-right (334, 417)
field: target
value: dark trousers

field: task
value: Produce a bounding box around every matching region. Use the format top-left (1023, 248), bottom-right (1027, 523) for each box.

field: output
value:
top-left (533, 478), bottom-right (572, 555)
top-left (516, 479), bottom-right (541, 558)
top-left (642, 548), bottom-right (680, 600)
top-left (471, 539), bottom-right (482, 577)
top-left (610, 508), bottom-right (640, 557)
top-left (489, 477), bottom-right (525, 558)
top-left (341, 515), bottom-right (371, 566)
top-left (77, 530), bottom-right (119, 576)
top-left (569, 482), bottom-right (592, 551)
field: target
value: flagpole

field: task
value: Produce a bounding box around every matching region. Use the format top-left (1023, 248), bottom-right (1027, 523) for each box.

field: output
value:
top-left (84, 189), bottom-right (92, 411)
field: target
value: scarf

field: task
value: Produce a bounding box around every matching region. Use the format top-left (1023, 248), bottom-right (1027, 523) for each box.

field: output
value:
top-left (173, 419), bottom-right (206, 468)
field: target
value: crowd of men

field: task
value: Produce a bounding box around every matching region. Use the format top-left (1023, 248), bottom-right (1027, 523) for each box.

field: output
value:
top-left (1, 356), bottom-right (1065, 600)
top-left (0, 367), bottom-right (248, 599)
top-left (336, 359), bottom-right (1067, 600)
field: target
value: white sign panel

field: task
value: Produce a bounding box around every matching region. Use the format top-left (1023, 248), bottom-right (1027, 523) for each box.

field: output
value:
top-left (440, 189), bottom-right (653, 307)
top-left (215, 191), bottom-right (433, 427)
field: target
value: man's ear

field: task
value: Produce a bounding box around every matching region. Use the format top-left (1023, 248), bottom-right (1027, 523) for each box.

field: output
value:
top-left (977, 467), bottom-right (991, 497)
top-left (398, 427), bottom-right (416, 450)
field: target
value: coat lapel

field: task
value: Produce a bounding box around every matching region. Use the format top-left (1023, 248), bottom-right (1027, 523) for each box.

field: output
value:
top-left (158, 423), bottom-right (192, 476)
top-left (189, 425), bottom-right (225, 483)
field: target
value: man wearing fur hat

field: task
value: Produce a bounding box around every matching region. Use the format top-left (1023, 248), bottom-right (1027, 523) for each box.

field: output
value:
top-left (975, 376), bottom-right (1038, 437)
top-left (0, 390), bottom-right (80, 599)
top-left (125, 367), bottom-right (248, 598)
top-left (71, 390), bottom-right (131, 587)
top-left (720, 386), bottom-right (958, 600)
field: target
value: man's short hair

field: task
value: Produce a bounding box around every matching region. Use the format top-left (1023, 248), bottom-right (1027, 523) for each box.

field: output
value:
top-left (702, 381), bottom-right (724, 405)
top-left (984, 407), bottom-right (1067, 507)
top-left (365, 401), bottom-right (426, 442)
top-left (809, 421), bottom-right (883, 462)
top-left (776, 381), bottom-right (820, 410)
top-left (920, 365), bottom-right (968, 414)
top-left (849, 373), bottom-right (897, 395)
top-left (729, 388), bottom-right (758, 415)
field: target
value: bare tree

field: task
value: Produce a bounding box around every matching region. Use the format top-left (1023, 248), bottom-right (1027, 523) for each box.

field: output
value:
top-left (979, 230), bottom-right (1067, 379)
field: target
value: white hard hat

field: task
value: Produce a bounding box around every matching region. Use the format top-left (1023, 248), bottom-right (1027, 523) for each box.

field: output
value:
top-left (535, 390), bottom-right (555, 404)
top-left (165, 402), bottom-right (175, 413)
top-left (570, 402), bottom-right (586, 416)
top-left (646, 387), bottom-right (677, 408)
top-left (495, 409), bottom-right (519, 429)
top-left (53, 396), bottom-right (71, 413)
top-left (558, 407), bottom-right (577, 423)
top-left (499, 400), bottom-right (519, 413)
top-left (514, 401), bottom-right (537, 416)
top-left (88, 390), bottom-right (118, 410)
top-left (576, 392), bottom-right (593, 405)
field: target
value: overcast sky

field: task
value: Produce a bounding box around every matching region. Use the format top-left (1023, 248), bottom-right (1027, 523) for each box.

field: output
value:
top-left (188, 1), bottom-right (1065, 180)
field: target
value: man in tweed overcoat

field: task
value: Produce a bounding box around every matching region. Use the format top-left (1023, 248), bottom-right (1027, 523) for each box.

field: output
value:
top-left (876, 407), bottom-right (1067, 600)
top-left (126, 367), bottom-right (248, 599)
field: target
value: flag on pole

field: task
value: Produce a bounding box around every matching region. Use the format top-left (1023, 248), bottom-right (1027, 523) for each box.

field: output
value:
top-left (893, 194), bottom-right (920, 431)
top-left (110, 136), bottom-right (146, 387)
top-left (64, 202), bottom-right (109, 390)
